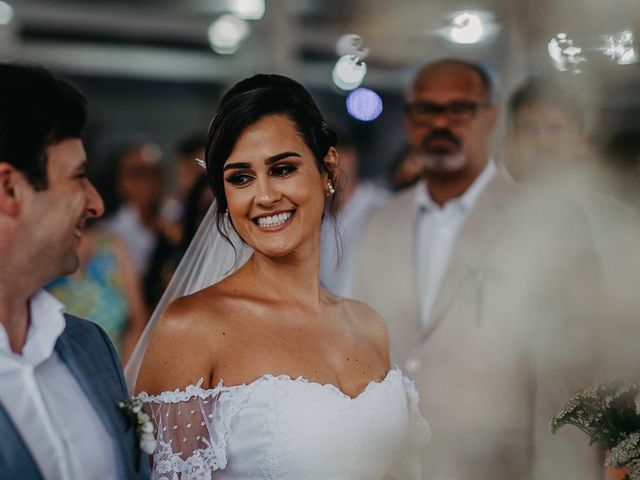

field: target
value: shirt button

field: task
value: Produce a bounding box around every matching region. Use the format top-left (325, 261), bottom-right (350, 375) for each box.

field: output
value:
top-left (405, 357), bottom-right (421, 373)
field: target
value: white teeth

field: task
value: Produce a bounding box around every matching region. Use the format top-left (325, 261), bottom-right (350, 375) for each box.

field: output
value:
top-left (257, 211), bottom-right (293, 227)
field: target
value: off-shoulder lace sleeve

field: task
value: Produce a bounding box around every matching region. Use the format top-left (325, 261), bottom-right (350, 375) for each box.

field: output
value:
top-left (137, 379), bottom-right (241, 480)
top-left (389, 375), bottom-right (431, 480)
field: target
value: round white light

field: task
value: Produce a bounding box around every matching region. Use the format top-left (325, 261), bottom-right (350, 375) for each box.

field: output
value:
top-left (0, 1), bottom-right (14, 25)
top-left (228, 0), bottom-right (265, 20)
top-left (449, 12), bottom-right (484, 44)
top-left (207, 14), bottom-right (249, 54)
top-left (332, 55), bottom-right (367, 91)
top-left (346, 88), bottom-right (383, 122)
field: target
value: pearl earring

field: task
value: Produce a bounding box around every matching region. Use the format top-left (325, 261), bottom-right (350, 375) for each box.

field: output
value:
top-left (326, 180), bottom-right (336, 197)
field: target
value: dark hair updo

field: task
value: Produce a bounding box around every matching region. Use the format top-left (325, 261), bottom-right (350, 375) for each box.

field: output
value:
top-left (205, 74), bottom-right (338, 240)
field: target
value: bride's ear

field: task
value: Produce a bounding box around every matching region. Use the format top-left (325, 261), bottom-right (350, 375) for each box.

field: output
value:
top-left (323, 147), bottom-right (339, 185)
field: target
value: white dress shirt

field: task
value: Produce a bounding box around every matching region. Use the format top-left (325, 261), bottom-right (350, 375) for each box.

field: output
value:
top-left (0, 290), bottom-right (118, 480)
top-left (415, 161), bottom-right (496, 328)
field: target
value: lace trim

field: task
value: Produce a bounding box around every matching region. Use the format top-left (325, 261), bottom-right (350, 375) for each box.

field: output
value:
top-left (137, 378), bottom-right (227, 404)
top-left (402, 375), bottom-right (432, 447)
top-left (138, 367), bottom-right (402, 404)
top-left (152, 438), bottom-right (227, 480)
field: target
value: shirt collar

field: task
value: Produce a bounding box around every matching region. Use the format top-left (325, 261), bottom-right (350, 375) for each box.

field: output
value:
top-left (415, 159), bottom-right (497, 214)
top-left (0, 290), bottom-right (67, 366)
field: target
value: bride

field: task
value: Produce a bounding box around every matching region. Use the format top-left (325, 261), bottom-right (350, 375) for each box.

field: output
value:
top-left (127, 74), bottom-right (429, 479)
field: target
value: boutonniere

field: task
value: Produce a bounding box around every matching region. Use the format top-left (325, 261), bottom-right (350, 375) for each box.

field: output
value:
top-left (119, 397), bottom-right (157, 456)
top-left (465, 259), bottom-right (497, 326)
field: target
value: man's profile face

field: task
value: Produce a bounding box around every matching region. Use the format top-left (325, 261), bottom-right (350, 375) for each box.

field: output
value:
top-left (403, 64), bottom-right (497, 180)
top-left (508, 103), bottom-right (584, 182)
top-left (24, 138), bottom-right (104, 280)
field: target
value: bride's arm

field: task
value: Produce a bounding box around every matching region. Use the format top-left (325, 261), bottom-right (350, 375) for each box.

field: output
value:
top-left (135, 295), bottom-right (216, 396)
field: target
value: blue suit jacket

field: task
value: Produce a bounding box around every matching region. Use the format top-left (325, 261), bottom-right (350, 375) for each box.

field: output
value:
top-left (0, 314), bottom-right (149, 479)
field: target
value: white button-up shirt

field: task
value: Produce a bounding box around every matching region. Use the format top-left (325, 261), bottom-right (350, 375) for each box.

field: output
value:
top-left (0, 290), bottom-right (118, 480)
top-left (415, 161), bottom-right (496, 328)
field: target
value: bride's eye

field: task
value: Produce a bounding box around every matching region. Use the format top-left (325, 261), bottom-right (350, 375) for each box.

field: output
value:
top-left (225, 173), bottom-right (254, 186)
top-left (271, 164), bottom-right (297, 177)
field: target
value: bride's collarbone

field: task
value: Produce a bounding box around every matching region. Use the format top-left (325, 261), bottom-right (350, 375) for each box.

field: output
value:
top-left (209, 329), bottom-right (388, 398)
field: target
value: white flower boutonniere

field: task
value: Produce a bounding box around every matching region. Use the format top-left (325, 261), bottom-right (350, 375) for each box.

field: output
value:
top-left (119, 397), bottom-right (157, 455)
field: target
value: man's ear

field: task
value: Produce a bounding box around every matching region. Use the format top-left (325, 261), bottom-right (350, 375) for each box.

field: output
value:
top-left (0, 163), bottom-right (23, 217)
top-left (323, 147), bottom-right (340, 184)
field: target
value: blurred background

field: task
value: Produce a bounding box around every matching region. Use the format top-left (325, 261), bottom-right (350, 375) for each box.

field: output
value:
top-left (4, 0), bottom-right (639, 365)
top-left (2, 0), bottom-right (639, 179)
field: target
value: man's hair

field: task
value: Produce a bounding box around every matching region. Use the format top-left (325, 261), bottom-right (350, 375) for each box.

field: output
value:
top-left (508, 76), bottom-right (584, 131)
top-left (0, 63), bottom-right (87, 190)
top-left (412, 58), bottom-right (495, 103)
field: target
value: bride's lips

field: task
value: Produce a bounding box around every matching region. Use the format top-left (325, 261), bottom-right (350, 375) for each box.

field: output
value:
top-left (251, 209), bottom-right (296, 232)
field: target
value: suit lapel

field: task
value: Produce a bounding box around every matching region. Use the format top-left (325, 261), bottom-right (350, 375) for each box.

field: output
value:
top-left (0, 403), bottom-right (44, 479)
top-left (423, 172), bottom-right (516, 339)
top-left (55, 329), bottom-right (128, 478)
top-left (390, 189), bottom-right (422, 331)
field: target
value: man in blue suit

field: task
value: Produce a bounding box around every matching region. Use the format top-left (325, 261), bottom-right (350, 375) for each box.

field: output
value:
top-left (0, 64), bottom-right (148, 479)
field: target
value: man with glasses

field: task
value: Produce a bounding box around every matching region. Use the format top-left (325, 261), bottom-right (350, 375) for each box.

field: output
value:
top-left (353, 59), bottom-right (600, 479)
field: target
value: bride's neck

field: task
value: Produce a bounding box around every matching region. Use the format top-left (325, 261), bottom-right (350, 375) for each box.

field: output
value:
top-left (246, 246), bottom-right (324, 308)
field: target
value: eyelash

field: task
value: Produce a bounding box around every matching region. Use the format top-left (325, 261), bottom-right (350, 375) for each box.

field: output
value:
top-left (225, 164), bottom-right (298, 186)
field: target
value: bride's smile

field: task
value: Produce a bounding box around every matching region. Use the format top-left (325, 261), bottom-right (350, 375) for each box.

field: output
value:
top-left (252, 208), bottom-right (296, 230)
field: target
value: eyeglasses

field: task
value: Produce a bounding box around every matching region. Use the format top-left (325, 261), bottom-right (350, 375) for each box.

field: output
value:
top-left (404, 100), bottom-right (491, 124)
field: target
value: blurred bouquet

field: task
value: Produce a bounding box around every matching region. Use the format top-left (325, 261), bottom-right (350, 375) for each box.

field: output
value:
top-left (551, 381), bottom-right (640, 479)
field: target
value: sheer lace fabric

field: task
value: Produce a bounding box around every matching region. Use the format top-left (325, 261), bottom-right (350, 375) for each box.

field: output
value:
top-left (138, 368), bottom-right (429, 480)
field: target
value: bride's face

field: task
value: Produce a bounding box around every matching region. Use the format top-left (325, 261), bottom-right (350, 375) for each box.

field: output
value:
top-left (223, 114), bottom-right (334, 258)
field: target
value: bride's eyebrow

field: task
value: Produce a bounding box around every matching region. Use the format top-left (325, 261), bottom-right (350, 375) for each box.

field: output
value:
top-left (223, 162), bottom-right (251, 171)
top-left (223, 152), bottom-right (301, 172)
top-left (265, 151), bottom-right (301, 165)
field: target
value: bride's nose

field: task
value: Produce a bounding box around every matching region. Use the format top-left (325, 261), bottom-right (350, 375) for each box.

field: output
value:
top-left (254, 176), bottom-right (281, 206)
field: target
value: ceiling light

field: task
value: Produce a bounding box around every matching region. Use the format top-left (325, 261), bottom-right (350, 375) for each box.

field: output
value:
top-left (547, 33), bottom-right (587, 73)
top-left (0, 1), bottom-right (14, 25)
top-left (449, 12), bottom-right (484, 44)
top-left (208, 14), bottom-right (250, 54)
top-left (335, 34), bottom-right (369, 61)
top-left (604, 30), bottom-right (638, 65)
top-left (332, 55), bottom-right (367, 91)
top-left (228, 0), bottom-right (265, 20)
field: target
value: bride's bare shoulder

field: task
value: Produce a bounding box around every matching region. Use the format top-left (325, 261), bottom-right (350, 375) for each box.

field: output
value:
top-left (134, 285), bottom-right (236, 396)
top-left (338, 298), bottom-right (390, 364)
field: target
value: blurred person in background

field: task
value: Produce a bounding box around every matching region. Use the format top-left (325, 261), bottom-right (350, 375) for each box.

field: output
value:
top-left (319, 131), bottom-right (388, 296)
top-left (46, 220), bottom-right (148, 363)
top-left (179, 172), bottom-right (214, 251)
top-left (507, 78), bottom-right (640, 383)
top-left (506, 75), bottom-right (594, 185)
top-left (145, 172), bottom-right (214, 307)
top-left (143, 134), bottom-right (209, 307)
top-left (353, 58), bottom-right (601, 479)
top-left (104, 142), bottom-right (166, 279)
top-left (103, 142), bottom-right (175, 311)
top-left (161, 132), bottom-right (207, 243)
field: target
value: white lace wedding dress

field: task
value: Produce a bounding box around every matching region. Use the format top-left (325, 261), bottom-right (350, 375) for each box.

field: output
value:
top-left (137, 367), bottom-right (429, 479)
